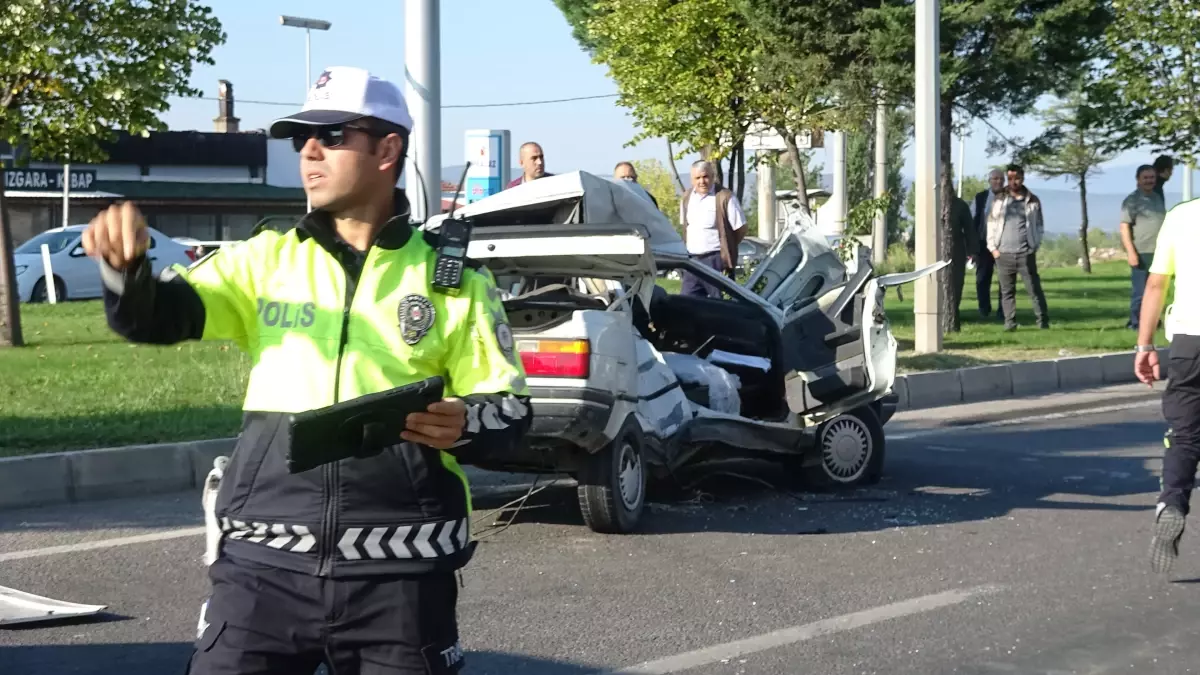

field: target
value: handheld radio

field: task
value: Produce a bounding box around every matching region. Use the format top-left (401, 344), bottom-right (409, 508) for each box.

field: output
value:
top-left (433, 162), bottom-right (473, 293)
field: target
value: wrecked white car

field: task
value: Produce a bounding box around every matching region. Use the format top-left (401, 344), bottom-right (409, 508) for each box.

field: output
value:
top-left (425, 171), bottom-right (945, 534)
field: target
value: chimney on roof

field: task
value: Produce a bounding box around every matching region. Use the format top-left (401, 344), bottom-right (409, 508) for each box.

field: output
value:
top-left (214, 79), bottom-right (240, 133)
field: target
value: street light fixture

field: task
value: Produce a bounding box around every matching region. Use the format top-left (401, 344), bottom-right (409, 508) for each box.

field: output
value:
top-left (279, 15), bottom-right (331, 97)
top-left (280, 15), bottom-right (331, 212)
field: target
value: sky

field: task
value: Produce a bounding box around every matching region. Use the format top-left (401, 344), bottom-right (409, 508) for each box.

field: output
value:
top-left (161, 0), bottom-right (1194, 198)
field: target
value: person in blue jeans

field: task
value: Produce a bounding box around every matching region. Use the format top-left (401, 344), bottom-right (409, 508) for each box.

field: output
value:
top-left (1120, 164), bottom-right (1168, 330)
top-left (678, 160), bottom-right (747, 298)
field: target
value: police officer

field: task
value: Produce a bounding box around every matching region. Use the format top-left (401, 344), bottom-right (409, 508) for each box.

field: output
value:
top-left (83, 66), bottom-right (531, 673)
top-left (1134, 196), bottom-right (1200, 574)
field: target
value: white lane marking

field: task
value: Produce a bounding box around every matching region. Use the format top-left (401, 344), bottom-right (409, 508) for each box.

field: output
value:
top-left (0, 527), bottom-right (205, 562)
top-left (0, 481), bottom-right (566, 563)
top-left (926, 445), bottom-right (967, 453)
top-left (605, 584), bottom-right (1002, 675)
top-left (889, 399), bottom-right (1159, 442)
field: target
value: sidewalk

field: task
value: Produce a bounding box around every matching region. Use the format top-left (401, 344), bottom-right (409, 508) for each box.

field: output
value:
top-left (0, 382), bottom-right (1165, 513)
top-left (887, 382), bottom-right (1162, 435)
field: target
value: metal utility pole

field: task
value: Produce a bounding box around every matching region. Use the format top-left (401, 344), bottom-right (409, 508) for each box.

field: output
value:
top-left (830, 131), bottom-right (847, 236)
top-left (1184, 164), bottom-right (1194, 201)
top-left (913, 0), bottom-right (943, 353)
top-left (956, 133), bottom-right (966, 197)
top-left (872, 97), bottom-right (888, 263)
top-left (61, 161), bottom-right (70, 228)
top-left (405, 0), bottom-right (441, 222)
top-left (280, 15), bottom-right (331, 213)
top-left (757, 154), bottom-right (776, 242)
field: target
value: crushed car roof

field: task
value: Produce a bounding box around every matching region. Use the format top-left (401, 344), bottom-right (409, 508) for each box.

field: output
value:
top-left (427, 171), bottom-right (688, 256)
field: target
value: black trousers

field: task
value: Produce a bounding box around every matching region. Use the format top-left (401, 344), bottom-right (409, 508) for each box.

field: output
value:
top-left (1159, 335), bottom-right (1200, 515)
top-left (973, 250), bottom-right (1001, 316)
top-left (188, 555), bottom-right (464, 675)
top-left (996, 252), bottom-right (1049, 327)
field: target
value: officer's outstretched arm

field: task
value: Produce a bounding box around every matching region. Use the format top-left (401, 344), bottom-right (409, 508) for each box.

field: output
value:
top-left (101, 239), bottom-right (261, 350)
top-left (444, 269), bottom-right (533, 464)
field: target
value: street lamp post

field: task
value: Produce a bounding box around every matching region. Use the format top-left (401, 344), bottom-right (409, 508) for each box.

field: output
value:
top-left (280, 15), bottom-right (331, 90)
top-left (281, 15), bottom-right (331, 213)
top-left (913, 0), bottom-right (943, 353)
top-left (405, 0), bottom-right (441, 223)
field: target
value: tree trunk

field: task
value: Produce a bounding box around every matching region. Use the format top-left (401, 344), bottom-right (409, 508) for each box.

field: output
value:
top-left (733, 140), bottom-right (746, 204)
top-left (781, 134), bottom-right (812, 216)
top-left (0, 184), bottom-right (25, 347)
top-left (1078, 174), bottom-right (1092, 274)
top-left (701, 144), bottom-right (722, 186)
top-left (666, 140), bottom-right (685, 194)
top-left (725, 152), bottom-right (737, 196)
top-left (938, 98), bottom-right (962, 333)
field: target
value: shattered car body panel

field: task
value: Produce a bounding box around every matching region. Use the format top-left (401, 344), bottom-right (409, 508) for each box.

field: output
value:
top-left (424, 172), bottom-right (945, 529)
top-left (0, 586), bottom-right (106, 627)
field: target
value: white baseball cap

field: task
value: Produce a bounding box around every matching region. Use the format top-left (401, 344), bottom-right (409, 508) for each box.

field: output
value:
top-left (269, 66), bottom-right (413, 138)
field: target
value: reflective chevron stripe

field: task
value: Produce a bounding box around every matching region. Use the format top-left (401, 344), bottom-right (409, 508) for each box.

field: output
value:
top-left (221, 518), bottom-right (468, 561)
top-left (464, 394), bottom-right (528, 435)
top-left (221, 519), bottom-right (317, 553)
top-left (337, 519), bottom-right (470, 561)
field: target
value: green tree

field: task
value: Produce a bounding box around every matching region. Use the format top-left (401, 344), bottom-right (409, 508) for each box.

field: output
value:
top-left (0, 0), bottom-right (225, 347)
top-left (557, 0), bottom-right (869, 215)
top-left (1092, 0), bottom-right (1200, 164)
top-left (631, 159), bottom-right (684, 240)
top-left (845, 106), bottom-right (912, 247)
top-left (568, 0), bottom-right (759, 200)
top-left (861, 0), bottom-right (1112, 332)
top-left (775, 150), bottom-right (824, 195)
top-left (1016, 89), bottom-right (1115, 274)
top-left (882, 107), bottom-right (913, 247)
top-left (847, 130), bottom-right (873, 207)
top-left (737, 0), bottom-right (877, 214)
top-left (959, 175), bottom-right (988, 202)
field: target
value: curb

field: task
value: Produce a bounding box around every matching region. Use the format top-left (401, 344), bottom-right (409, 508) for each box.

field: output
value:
top-left (0, 349), bottom-right (1164, 513)
top-left (890, 348), bottom-right (1166, 411)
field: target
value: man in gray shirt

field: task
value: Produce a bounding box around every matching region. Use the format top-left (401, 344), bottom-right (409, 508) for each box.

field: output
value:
top-left (986, 164), bottom-right (1049, 330)
top-left (1120, 164), bottom-right (1168, 329)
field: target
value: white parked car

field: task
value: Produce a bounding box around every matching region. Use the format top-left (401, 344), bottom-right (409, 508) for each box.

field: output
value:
top-left (426, 172), bottom-right (946, 534)
top-left (13, 224), bottom-right (195, 303)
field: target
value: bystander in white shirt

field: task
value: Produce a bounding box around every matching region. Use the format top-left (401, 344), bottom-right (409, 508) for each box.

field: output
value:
top-left (680, 190), bottom-right (747, 255)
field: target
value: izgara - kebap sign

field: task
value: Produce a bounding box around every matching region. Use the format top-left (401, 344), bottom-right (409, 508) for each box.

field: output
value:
top-left (3, 169), bottom-right (97, 191)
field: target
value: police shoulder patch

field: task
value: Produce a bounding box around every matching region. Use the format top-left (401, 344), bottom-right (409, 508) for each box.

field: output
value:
top-left (399, 294), bottom-right (436, 345)
top-left (494, 321), bottom-right (515, 361)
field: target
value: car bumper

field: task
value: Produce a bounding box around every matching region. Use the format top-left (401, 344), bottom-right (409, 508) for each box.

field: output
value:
top-left (878, 389), bottom-right (899, 425)
top-left (14, 272), bottom-right (34, 302)
top-left (467, 386), bottom-right (616, 474)
top-left (527, 386), bottom-right (615, 450)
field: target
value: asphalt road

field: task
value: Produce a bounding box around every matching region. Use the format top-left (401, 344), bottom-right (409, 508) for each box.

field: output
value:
top-left (3, 391), bottom-right (1198, 674)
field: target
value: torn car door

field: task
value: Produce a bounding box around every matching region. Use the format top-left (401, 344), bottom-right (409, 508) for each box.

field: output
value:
top-left (778, 258), bottom-right (949, 417)
top-left (742, 217), bottom-right (846, 313)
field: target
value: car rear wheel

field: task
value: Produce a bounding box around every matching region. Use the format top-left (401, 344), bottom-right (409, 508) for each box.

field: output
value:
top-left (577, 418), bottom-right (646, 534)
top-left (30, 277), bottom-right (67, 303)
top-left (804, 406), bottom-right (885, 487)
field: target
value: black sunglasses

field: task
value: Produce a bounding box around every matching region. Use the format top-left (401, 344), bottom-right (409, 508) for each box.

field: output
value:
top-left (290, 123), bottom-right (381, 152)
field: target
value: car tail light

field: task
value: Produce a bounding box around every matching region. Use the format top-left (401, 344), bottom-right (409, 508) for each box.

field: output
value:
top-left (517, 339), bottom-right (590, 378)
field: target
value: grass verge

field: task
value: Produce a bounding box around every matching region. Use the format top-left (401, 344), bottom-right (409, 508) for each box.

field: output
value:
top-left (2, 261), bottom-right (1164, 455)
top-left (1, 302), bottom-right (249, 457)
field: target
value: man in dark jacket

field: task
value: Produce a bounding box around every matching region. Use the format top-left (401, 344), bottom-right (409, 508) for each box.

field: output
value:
top-left (970, 169), bottom-right (1005, 317)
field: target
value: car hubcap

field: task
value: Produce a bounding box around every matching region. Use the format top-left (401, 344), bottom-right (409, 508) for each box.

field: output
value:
top-left (821, 416), bottom-right (871, 481)
top-left (617, 441), bottom-right (644, 510)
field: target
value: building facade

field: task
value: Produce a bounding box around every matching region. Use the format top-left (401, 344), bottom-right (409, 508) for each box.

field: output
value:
top-left (1, 81), bottom-right (307, 246)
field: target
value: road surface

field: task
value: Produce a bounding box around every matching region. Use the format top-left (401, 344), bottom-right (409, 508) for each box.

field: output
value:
top-left (2, 386), bottom-right (1197, 674)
